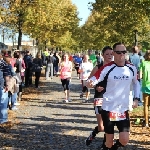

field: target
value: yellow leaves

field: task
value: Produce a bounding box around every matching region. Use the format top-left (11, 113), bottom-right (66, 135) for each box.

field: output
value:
top-left (0, 15), bottom-right (3, 23)
top-left (78, 0), bottom-right (150, 48)
top-left (1, 0), bottom-right (79, 51)
top-left (129, 107), bottom-right (150, 149)
top-left (57, 31), bottom-right (77, 51)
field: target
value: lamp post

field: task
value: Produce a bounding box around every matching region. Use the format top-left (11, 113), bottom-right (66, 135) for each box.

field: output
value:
top-left (133, 29), bottom-right (138, 46)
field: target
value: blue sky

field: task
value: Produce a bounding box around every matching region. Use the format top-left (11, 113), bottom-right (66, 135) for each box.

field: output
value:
top-left (72, 0), bottom-right (95, 25)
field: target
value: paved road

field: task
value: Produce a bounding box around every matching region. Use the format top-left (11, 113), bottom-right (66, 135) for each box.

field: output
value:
top-left (0, 71), bottom-right (143, 150)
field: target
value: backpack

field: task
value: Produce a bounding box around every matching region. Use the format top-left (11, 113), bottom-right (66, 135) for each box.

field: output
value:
top-left (24, 55), bottom-right (32, 69)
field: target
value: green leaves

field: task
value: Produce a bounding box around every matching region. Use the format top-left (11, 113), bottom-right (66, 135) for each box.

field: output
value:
top-left (78, 0), bottom-right (150, 50)
top-left (1, 0), bottom-right (80, 51)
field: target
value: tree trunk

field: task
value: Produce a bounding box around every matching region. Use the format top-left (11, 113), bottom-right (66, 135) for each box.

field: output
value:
top-left (17, 27), bottom-right (22, 49)
top-left (44, 40), bottom-right (47, 49)
top-left (17, 14), bottom-right (23, 50)
top-left (36, 38), bottom-right (39, 46)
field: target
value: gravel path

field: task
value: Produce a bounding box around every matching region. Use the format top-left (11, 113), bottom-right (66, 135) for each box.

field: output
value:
top-left (0, 71), bottom-right (148, 150)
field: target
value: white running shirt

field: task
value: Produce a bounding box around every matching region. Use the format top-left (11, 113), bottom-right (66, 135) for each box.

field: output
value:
top-left (79, 62), bottom-right (93, 80)
top-left (88, 61), bottom-right (140, 113)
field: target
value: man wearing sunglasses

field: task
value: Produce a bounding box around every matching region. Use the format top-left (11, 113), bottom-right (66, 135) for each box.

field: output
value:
top-left (86, 42), bottom-right (140, 150)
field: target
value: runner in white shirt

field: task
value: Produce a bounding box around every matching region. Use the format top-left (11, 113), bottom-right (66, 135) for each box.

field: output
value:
top-left (85, 46), bottom-right (113, 147)
top-left (79, 55), bottom-right (93, 102)
top-left (86, 42), bottom-right (140, 150)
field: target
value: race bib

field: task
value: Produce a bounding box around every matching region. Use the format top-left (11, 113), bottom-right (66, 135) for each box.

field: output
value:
top-left (61, 72), bottom-right (71, 78)
top-left (109, 112), bottom-right (126, 121)
top-left (93, 98), bottom-right (103, 106)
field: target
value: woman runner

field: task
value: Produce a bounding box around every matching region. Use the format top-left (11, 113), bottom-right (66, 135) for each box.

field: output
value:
top-left (59, 53), bottom-right (72, 102)
top-left (85, 46), bottom-right (113, 147)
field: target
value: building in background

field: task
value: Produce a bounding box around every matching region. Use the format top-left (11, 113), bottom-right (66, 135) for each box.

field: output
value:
top-left (0, 42), bottom-right (8, 51)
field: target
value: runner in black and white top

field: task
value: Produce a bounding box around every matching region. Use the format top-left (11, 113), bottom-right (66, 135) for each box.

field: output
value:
top-left (86, 42), bottom-right (140, 150)
top-left (85, 46), bottom-right (113, 147)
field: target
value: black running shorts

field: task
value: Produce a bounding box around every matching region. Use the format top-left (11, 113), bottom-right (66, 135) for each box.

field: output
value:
top-left (94, 106), bottom-right (102, 114)
top-left (101, 109), bottom-right (130, 134)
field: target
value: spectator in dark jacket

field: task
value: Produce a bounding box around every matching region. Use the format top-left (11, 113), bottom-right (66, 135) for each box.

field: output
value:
top-left (33, 52), bottom-right (42, 88)
top-left (24, 51), bottom-right (33, 87)
top-left (53, 52), bottom-right (60, 76)
top-left (0, 54), bottom-right (11, 125)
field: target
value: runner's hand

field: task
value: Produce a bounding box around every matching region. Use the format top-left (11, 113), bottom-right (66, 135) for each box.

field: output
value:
top-left (96, 86), bottom-right (104, 92)
top-left (67, 77), bottom-right (71, 80)
top-left (132, 100), bottom-right (138, 108)
top-left (86, 80), bottom-right (93, 88)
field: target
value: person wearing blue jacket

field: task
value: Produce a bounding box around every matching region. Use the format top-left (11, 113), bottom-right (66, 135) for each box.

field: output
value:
top-left (74, 53), bottom-right (82, 79)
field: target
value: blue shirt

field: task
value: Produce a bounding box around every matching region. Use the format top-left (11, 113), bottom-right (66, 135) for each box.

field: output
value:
top-left (24, 55), bottom-right (32, 68)
top-left (130, 54), bottom-right (140, 71)
top-left (74, 57), bottom-right (82, 64)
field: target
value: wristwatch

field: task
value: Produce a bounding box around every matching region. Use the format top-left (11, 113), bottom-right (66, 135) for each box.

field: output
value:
top-left (134, 97), bottom-right (140, 101)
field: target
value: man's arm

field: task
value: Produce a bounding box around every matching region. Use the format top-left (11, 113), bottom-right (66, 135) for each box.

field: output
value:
top-left (78, 63), bottom-right (82, 73)
top-left (86, 66), bottom-right (105, 88)
top-left (139, 70), bottom-right (142, 79)
top-left (139, 61), bottom-right (143, 79)
top-left (132, 67), bottom-right (141, 108)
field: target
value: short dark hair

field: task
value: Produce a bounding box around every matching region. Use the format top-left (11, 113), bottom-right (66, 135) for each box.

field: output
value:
top-left (102, 46), bottom-right (112, 54)
top-left (113, 42), bottom-right (123, 50)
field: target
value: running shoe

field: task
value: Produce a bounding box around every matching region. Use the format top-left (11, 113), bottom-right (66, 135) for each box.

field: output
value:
top-left (80, 93), bottom-right (83, 98)
top-left (142, 120), bottom-right (146, 127)
top-left (63, 100), bottom-right (69, 103)
top-left (135, 118), bottom-right (141, 125)
top-left (85, 132), bottom-right (94, 146)
top-left (142, 120), bottom-right (149, 128)
top-left (145, 124), bottom-right (149, 128)
top-left (68, 98), bottom-right (72, 102)
top-left (11, 107), bottom-right (18, 111)
top-left (14, 102), bottom-right (20, 106)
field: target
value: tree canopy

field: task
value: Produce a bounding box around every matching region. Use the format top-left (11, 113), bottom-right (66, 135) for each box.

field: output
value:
top-left (1, 0), bottom-right (150, 52)
top-left (1, 0), bottom-right (80, 51)
top-left (78, 0), bottom-right (150, 51)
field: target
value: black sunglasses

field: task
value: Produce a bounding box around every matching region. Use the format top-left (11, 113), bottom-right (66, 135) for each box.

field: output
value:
top-left (114, 51), bottom-right (127, 54)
